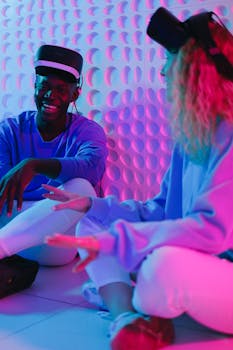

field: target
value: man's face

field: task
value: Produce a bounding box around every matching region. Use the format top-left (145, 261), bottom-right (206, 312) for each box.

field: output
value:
top-left (34, 74), bottom-right (78, 124)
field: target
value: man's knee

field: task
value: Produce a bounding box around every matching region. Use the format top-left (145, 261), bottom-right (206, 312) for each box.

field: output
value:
top-left (62, 178), bottom-right (97, 197)
top-left (76, 216), bottom-right (107, 238)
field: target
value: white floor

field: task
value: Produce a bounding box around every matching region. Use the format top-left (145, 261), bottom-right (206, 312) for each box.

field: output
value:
top-left (0, 257), bottom-right (232, 350)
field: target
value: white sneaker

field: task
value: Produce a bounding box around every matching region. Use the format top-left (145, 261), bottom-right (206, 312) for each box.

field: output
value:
top-left (81, 280), bottom-right (108, 310)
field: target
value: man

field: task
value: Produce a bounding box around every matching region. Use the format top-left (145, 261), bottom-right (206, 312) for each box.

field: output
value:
top-left (0, 44), bottom-right (108, 266)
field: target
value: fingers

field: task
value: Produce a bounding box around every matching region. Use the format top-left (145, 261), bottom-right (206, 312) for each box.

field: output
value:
top-left (6, 186), bottom-right (16, 216)
top-left (73, 251), bottom-right (98, 272)
top-left (45, 234), bottom-right (100, 251)
top-left (52, 200), bottom-right (78, 211)
top-left (45, 234), bottom-right (100, 272)
top-left (0, 190), bottom-right (7, 214)
top-left (0, 165), bottom-right (33, 215)
top-left (16, 186), bottom-right (24, 212)
top-left (0, 183), bottom-right (16, 216)
top-left (42, 184), bottom-right (66, 201)
top-left (42, 193), bottom-right (65, 201)
top-left (42, 185), bottom-right (91, 213)
top-left (76, 236), bottom-right (100, 251)
top-left (45, 234), bottom-right (81, 248)
top-left (42, 184), bottom-right (76, 203)
top-left (53, 196), bottom-right (91, 212)
top-left (0, 178), bottom-right (8, 213)
top-left (42, 184), bottom-right (60, 192)
top-left (42, 184), bottom-right (65, 196)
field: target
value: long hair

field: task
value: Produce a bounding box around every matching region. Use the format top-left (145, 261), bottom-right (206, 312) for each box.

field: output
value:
top-left (170, 21), bottom-right (233, 163)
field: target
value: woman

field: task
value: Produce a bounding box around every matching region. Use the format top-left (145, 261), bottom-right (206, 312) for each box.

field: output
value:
top-left (43, 7), bottom-right (233, 350)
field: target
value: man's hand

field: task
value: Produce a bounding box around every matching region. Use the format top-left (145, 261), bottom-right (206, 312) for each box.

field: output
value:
top-left (42, 184), bottom-right (92, 213)
top-left (0, 159), bottom-right (37, 215)
top-left (45, 233), bottom-right (100, 272)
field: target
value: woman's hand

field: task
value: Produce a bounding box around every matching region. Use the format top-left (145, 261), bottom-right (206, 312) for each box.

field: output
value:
top-left (45, 233), bottom-right (100, 272)
top-left (42, 184), bottom-right (92, 213)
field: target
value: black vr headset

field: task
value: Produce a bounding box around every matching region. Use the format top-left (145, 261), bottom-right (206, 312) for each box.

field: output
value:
top-left (147, 7), bottom-right (233, 81)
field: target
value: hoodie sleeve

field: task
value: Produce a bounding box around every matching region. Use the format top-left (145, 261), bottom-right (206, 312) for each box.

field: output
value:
top-left (87, 167), bottom-right (170, 225)
top-left (56, 120), bottom-right (108, 186)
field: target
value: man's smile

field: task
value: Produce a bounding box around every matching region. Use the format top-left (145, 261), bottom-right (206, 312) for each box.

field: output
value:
top-left (41, 103), bottom-right (59, 113)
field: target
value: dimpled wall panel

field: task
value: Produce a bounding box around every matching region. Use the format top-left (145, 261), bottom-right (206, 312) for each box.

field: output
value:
top-left (0, 0), bottom-right (232, 200)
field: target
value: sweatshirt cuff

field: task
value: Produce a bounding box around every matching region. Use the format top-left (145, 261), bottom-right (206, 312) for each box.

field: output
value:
top-left (87, 196), bottom-right (111, 224)
top-left (55, 158), bottom-right (69, 183)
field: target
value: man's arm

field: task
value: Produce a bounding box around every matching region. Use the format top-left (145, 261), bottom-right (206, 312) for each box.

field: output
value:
top-left (55, 120), bottom-right (108, 187)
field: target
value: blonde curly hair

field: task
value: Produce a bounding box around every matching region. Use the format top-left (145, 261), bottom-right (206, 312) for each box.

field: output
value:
top-left (170, 20), bottom-right (233, 163)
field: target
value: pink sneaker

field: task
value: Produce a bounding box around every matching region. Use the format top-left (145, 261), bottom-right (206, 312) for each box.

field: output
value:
top-left (110, 313), bottom-right (174, 350)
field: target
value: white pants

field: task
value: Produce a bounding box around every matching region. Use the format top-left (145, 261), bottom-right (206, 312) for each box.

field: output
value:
top-left (77, 216), bottom-right (233, 335)
top-left (76, 217), bottom-right (132, 287)
top-left (0, 178), bottom-right (96, 266)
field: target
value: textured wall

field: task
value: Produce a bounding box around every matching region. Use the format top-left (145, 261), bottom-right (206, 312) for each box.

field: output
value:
top-left (0, 0), bottom-right (232, 200)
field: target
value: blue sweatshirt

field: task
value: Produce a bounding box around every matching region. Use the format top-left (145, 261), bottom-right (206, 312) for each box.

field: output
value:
top-left (0, 111), bottom-right (108, 200)
top-left (87, 120), bottom-right (233, 271)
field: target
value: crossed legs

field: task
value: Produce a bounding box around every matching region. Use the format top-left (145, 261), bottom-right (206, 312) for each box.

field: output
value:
top-left (0, 178), bottom-right (96, 265)
top-left (77, 216), bottom-right (233, 335)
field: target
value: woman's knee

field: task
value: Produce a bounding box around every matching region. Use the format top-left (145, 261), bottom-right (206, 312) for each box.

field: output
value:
top-left (133, 246), bottom-right (187, 317)
top-left (138, 246), bottom-right (184, 286)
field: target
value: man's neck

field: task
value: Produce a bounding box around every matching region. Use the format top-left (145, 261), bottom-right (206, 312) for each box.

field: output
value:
top-left (36, 115), bottom-right (67, 141)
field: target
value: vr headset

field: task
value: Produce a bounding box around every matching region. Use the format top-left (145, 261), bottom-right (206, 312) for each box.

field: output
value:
top-left (147, 7), bottom-right (233, 81)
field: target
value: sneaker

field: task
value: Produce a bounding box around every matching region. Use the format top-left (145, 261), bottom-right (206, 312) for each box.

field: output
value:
top-left (81, 280), bottom-right (108, 310)
top-left (110, 311), bottom-right (174, 350)
top-left (0, 255), bottom-right (39, 299)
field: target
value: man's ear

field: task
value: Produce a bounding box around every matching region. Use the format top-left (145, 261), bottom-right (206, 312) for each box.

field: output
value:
top-left (71, 86), bottom-right (81, 102)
